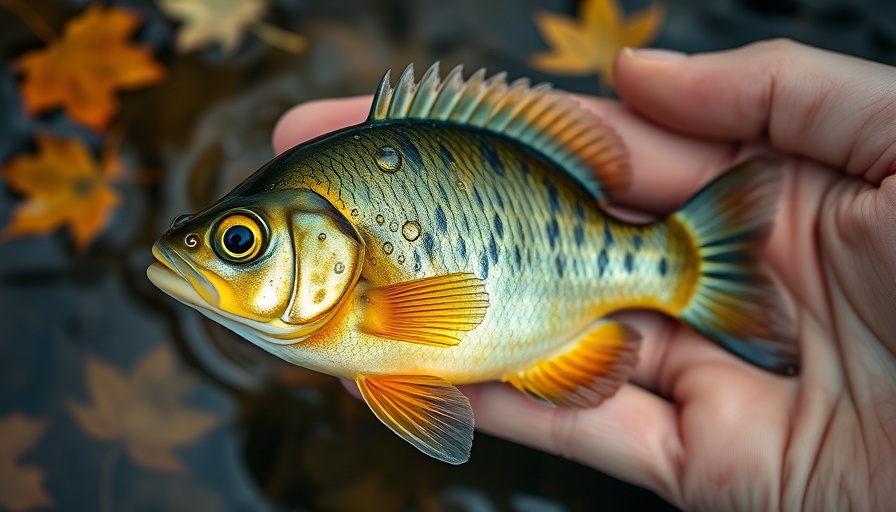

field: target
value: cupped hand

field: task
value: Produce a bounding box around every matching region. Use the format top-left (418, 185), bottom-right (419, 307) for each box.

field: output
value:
top-left (272, 40), bottom-right (896, 511)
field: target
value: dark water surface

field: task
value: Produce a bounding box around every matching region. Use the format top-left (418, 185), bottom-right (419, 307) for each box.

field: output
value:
top-left (1, 0), bottom-right (892, 510)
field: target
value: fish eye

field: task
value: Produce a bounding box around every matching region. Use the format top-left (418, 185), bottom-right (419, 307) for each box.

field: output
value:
top-left (213, 212), bottom-right (266, 263)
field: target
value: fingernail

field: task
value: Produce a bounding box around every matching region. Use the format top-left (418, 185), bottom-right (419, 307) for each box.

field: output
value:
top-left (622, 47), bottom-right (688, 60)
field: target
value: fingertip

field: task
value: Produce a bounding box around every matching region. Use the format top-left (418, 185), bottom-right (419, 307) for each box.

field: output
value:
top-left (272, 96), bottom-right (372, 155)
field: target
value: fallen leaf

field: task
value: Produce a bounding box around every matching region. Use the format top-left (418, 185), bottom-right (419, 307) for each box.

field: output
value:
top-left (158, 0), bottom-right (306, 54)
top-left (16, 4), bottom-right (166, 131)
top-left (529, 0), bottom-right (664, 86)
top-left (0, 414), bottom-right (53, 511)
top-left (68, 346), bottom-right (219, 473)
top-left (2, 135), bottom-right (121, 251)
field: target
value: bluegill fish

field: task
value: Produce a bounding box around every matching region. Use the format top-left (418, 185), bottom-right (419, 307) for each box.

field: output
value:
top-left (148, 63), bottom-right (799, 464)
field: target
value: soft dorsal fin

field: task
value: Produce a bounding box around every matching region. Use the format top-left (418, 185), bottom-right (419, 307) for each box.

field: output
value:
top-left (369, 63), bottom-right (630, 200)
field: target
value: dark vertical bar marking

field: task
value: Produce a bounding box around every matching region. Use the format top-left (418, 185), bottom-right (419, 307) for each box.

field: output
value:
top-left (457, 236), bottom-right (467, 259)
top-left (659, 257), bottom-right (667, 277)
top-left (394, 131), bottom-right (423, 169)
top-left (480, 141), bottom-right (505, 176)
top-left (422, 232), bottom-right (435, 258)
top-left (555, 254), bottom-right (566, 277)
top-left (546, 219), bottom-right (559, 250)
top-left (493, 213), bottom-right (504, 239)
top-left (598, 249), bottom-right (609, 278)
top-left (544, 179), bottom-right (560, 213)
top-left (479, 252), bottom-right (490, 279)
top-left (435, 205), bottom-right (448, 233)
top-left (624, 252), bottom-right (634, 273)
top-left (488, 235), bottom-right (499, 264)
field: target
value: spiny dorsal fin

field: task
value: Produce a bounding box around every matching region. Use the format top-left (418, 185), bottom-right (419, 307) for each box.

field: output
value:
top-left (369, 63), bottom-right (630, 201)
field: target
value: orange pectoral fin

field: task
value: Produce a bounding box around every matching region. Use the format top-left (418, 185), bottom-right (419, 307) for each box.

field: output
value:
top-left (356, 374), bottom-right (474, 464)
top-left (360, 273), bottom-right (489, 347)
top-left (504, 320), bottom-right (641, 408)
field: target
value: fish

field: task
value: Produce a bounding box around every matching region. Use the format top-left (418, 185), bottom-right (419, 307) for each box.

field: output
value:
top-left (147, 63), bottom-right (799, 464)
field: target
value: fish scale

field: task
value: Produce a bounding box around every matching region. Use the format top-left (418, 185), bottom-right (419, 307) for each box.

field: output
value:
top-left (148, 63), bottom-right (799, 464)
top-left (229, 122), bottom-right (682, 380)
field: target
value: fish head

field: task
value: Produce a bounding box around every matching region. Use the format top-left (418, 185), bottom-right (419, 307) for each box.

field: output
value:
top-left (147, 189), bottom-right (364, 346)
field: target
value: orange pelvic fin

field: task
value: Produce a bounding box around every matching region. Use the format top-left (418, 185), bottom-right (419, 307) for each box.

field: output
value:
top-left (504, 320), bottom-right (640, 408)
top-left (356, 374), bottom-right (474, 464)
top-left (361, 273), bottom-right (489, 347)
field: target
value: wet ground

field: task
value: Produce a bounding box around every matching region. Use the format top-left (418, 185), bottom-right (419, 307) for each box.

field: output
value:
top-left (1, 0), bottom-right (894, 511)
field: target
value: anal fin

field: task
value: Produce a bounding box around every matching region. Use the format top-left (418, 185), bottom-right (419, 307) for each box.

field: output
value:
top-left (361, 273), bottom-right (489, 347)
top-left (356, 374), bottom-right (473, 464)
top-left (504, 320), bottom-right (640, 408)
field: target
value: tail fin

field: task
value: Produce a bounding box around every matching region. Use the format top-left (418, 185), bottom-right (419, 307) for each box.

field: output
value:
top-left (672, 157), bottom-right (799, 375)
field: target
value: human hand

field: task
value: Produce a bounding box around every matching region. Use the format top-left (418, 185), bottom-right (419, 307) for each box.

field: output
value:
top-left (272, 40), bottom-right (896, 510)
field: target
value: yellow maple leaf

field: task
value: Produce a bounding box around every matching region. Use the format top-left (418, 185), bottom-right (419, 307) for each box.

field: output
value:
top-left (0, 414), bottom-right (53, 512)
top-left (16, 4), bottom-right (166, 131)
top-left (67, 346), bottom-right (218, 473)
top-left (157, 0), bottom-right (306, 54)
top-left (530, 0), bottom-right (664, 86)
top-left (2, 135), bottom-right (121, 252)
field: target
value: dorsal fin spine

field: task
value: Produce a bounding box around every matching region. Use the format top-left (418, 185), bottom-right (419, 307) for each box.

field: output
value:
top-left (409, 63), bottom-right (441, 117)
top-left (431, 65), bottom-right (466, 121)
top-left (369, 63), bottom-right (631, 200)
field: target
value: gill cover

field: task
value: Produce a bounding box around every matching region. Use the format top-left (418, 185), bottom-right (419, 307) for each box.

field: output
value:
top-left (282, 192), bottom-right (364, 326)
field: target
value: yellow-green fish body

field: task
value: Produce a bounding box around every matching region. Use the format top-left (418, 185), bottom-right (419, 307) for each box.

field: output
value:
top-left (148, 63), bottom-right (798, 464)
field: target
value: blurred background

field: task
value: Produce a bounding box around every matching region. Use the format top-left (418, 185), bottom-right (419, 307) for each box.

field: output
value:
top-left (0, 0), bottom-right (893, 511)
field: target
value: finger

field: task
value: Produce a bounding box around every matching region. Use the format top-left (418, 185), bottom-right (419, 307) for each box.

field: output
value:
top-left (463, 381), bottom-right (683, 505)
top-left (615, 39), bottom-right (896, 184)
top-left (272, 96), bottom-right (371, 155)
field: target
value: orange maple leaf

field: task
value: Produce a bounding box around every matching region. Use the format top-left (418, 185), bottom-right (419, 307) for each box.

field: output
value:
top-left (530, 0), bottom-right (664, 87)
top-left (16, 4), bottom-right (166, 131)
top-left (0, 414), bottom-right (53, 512)
top-left (2, 135), bottom-right (121, 251)
top-left (67, 346), bottom-right (218, 473)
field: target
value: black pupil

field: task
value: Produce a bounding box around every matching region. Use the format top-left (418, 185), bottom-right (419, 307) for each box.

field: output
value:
top-left (224, 225), bottom-right (254, 255)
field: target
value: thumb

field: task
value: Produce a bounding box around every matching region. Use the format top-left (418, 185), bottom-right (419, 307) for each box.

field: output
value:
top-left (614, 39), bottom-right (896, 184)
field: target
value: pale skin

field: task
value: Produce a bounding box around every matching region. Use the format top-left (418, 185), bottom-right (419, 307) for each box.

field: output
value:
top-left (271, 40), bottom-right (896, 510)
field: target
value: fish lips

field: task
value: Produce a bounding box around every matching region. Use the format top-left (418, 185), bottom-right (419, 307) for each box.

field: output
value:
top-left (147, 242), bottom-right (221, 309)
top-left (147, 242), bottom-right (318, 346)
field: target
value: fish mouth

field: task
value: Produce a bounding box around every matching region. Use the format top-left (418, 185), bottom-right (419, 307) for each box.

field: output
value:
top-left (147, 243), bottom-right (316, 345)
top-left (147, 243), bottom-right (221, 309)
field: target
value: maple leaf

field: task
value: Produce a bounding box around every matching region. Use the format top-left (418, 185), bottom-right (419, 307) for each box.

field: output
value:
top-left (158, 0), bottom-right (306, 54)
top-left (0, 414), bottom-right (53, 511)
top-left (16, 4), bottom-right (166, 131)
top-left (2, 135), bottom-right (121, 251)
top-left (67, 346), bottom-right (218, 473)
top-left (529, 0), bottom-right (664, 86)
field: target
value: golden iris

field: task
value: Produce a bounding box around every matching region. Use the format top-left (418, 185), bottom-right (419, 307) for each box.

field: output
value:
top-left (214, 213), bottom-right (265, 262)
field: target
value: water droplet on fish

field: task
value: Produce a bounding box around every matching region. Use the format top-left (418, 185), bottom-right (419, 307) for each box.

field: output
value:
top-left (353, 135), bottom-right (360, 141)
top-left (389, 221), bottom-right (399, 232)
top-left (318, 233), bottom-right (327, 241)
top-left (382, 242), bottom-right (394, 255)
top-left (456, 180), bottom-right (467, 191)
top-left (401, 221), bottom-right (421, 241)
top-left (370, 257), bottom-right (377, 266)
top-left (351, 209), bottom-right (359, 218)
top-left (375, 147), bottom-right (401, 173)
top-left (375, 214), bottom-right (385, 225)
top-left (334, 262), bottom-right (345, 274)
top-left (397, 254), bottom-right (406, 264)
